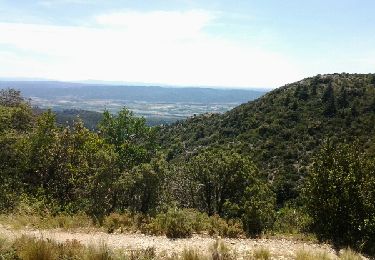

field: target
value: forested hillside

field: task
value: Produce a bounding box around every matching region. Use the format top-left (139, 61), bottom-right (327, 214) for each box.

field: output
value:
top-left (158, 73), bottom-right (375, 204)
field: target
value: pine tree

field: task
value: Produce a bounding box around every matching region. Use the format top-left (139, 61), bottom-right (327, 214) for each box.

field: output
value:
top-left (322, 84), bottom-right (336, 116)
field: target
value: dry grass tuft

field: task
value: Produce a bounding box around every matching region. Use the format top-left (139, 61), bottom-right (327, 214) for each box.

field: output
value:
top-left (0, 212), bottom-right (94, 230)
top-left (210, 239), bottom-right (236, 260)
top-left (339, 248), bottom-right (362, 260)
top-left (295, 248), bottom-right (332, 260)
top-left (0, 235), bottom-right (158, 260)
top-left (251, 247), bottom-right (271, 260)
top-left (181, 248), bottom-right (207, 260)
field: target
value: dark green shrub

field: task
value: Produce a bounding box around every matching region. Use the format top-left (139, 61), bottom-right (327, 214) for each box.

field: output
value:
top-left (305, 142), bottom-right (375, 255)
top-left (240, 183), bottom-right (276, 237)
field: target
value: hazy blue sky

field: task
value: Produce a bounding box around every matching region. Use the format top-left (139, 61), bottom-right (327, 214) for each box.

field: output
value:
top-left (0, 0), bottom-right (374, 88)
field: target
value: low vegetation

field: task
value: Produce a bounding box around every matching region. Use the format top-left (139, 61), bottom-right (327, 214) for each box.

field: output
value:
top-left (251, 247), bottom-right (271, 260)
top-left (0, 235), bottom-right (156, 260)
top-left (0, 209), bottom-right (244, 239)
top-left (0, 235), bottom-right (366, 259)
top-left (339, 248), bottom-right (363, 260)
top-left (294, 249), bottom-right (331, 260)
top-left (0, 212), bottom-right (94, 230)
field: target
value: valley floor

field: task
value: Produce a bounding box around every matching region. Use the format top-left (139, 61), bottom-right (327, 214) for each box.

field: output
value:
top-left (0, 225), bottom-right (365, 259)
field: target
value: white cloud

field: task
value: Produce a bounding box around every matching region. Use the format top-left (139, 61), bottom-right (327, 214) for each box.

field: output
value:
top-left (37, 0), bottom-right (93, 7)
top-left (96, 10), bottom-right (214, 39)
top-left (0, 10), bottom-right (303, 88)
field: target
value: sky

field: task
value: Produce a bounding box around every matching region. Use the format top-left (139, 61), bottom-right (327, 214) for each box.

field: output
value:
top-left (0, 0), bottom-right (374, 89)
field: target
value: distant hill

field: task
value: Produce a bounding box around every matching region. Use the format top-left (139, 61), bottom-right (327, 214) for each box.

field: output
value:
top-left (0, 81), bottom-right (266, 103)
top-left (158, 73), bottom-right (375, 204)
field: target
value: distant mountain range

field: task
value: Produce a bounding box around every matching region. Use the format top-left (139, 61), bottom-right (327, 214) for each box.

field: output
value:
top-left (0, 80), bottom-right (268, 127)
top-left (0, 80), bottom-right (267, 104)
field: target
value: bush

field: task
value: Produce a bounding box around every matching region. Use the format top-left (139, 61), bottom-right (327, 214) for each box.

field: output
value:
top-left (181, 248), bottom-right (206, 260)
top-left (148, 208), bottom-right (244, 238)
top-left (241, 183), bottom-right (276, 237)
top-left (339, 248), bottom-right (362, 260)
top-left (0, 211), bottom-right (94, 230)
top-left (0, 236), bottom-right (18, 259)
top-left (103, 212), bottom-right (135, 233)
top-left (208, 215), bottom-right (244, 238)
top-left (295, 249), bottom-right (331, 260)
top-left (208, 215), bottom-right (228, 236)
top-left (273, 205), bottom-right (311, 234)
top-left (226, 219), bottom-right (245, 238)
top-left (1, 235), bottom-right (155, 260)
top-left (103, 211), bottom-right (153, 234)
top-left (150, 208), bottom-right (193, 238)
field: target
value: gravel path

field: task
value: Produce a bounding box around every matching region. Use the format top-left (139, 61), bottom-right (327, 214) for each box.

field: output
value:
top-left (0, 226), bottom-right (363, 259)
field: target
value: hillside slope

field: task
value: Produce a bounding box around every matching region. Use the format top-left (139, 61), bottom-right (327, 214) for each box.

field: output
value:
top-left (158, 73), bottom-right (375, 204)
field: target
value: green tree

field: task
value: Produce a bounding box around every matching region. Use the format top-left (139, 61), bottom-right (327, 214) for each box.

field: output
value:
top-left (337, 85), bottom-right (349, 109)
top-left (240, 182), bottom-right (276, 237)
top-left (185, 149), bottom-right (276, 236)
top-left (115, 153), bottom-right (168, 213)
top-left (0, 89), bottom-right (26, 107)
top-left (304, 142), bottom-right (375, 254)
top-left (53, 119), bottom-right (119, 216)
top-left (310, 77), bottom-right (318, 96)
top-left (186, 149), bottom-right (258, 216)
top-left (24, 110), bottom-right (60, 201)
top-left (371, 75), bottom-right (375, 85)
top-left (0, 89), bottom-right (34, 211)
top-left (298, 85), bottom-right (309, 101)
top-left (98, 108), bottom-right (156, 171)
top-left (0, 130), bottom-right (30, 211)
